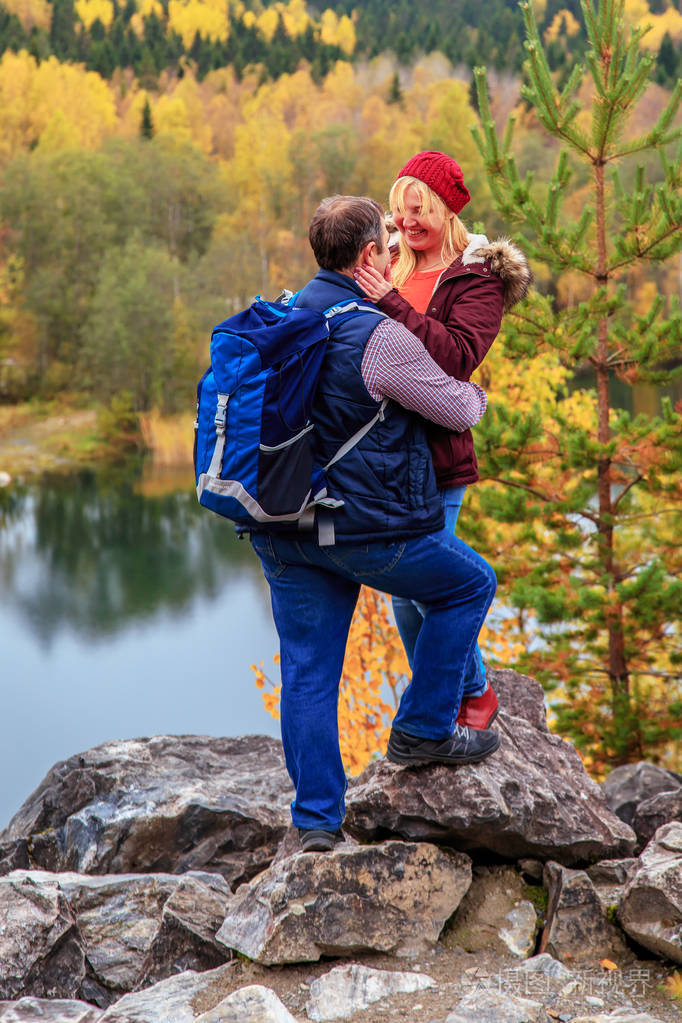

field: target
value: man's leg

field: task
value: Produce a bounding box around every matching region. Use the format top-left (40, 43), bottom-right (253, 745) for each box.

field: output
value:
top-left (250, 533), bottom-right (360, 832)
top-left (312, 528), bottom-right (496, 739)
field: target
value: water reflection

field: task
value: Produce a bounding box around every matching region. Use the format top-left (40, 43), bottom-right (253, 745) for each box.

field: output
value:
top-left (0, 469), bottom-right (280, 828)
top-left (0, 470), bottom-right (256, 646)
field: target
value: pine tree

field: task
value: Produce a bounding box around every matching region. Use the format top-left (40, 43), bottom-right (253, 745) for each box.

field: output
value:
top-left (470, 0), bottom-right (682, 769)
top-left (387, 71), bottom-right (403, 105)
top-left (140, 97), bottom-right (154, 139)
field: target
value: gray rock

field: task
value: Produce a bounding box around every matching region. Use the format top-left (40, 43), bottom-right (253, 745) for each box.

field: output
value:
top-left (98, 964), bottom-right (236, 1022)
top-left (216, 841), bottom-right (471, 964)
top-left (0, 999), bottom-right (102, 1022)
top-left (304, 964), bottom-right (435, 1021)
top-left (586, 860), bottom-right (638, 887)
top-left (0, 870), bottom-right (231, 1004)
top-left (619, 821), bottom-right (682, 963)
top-left (0, 735), bottom-right (293, 890)
top-left (539, 861), bottom-right (629, 963)
top-left (444, 865), bottom-right (538, 957)
top-left (195, 985), bottom-right (300, 1023)
top-left (602, 762), bottom-right (682, 827)
top-left (499, 902), bottom-right (538, 957)
top-left (446, 988), bottom-right (543, 1023)
top-left (0, 873), bottom-right (86, 1001)
top-left (487, 667), bottom-right (549, 732)
top-left (510, 953), bottom-right (573, 980)
top-left (346, 672), bottom-right (635, 866)
top-left (517, 858), bottom-right (544, 881)
top-left (632, 788), bottom-right (682, 851)
top-left (137, 874), bottom-right (233, 987)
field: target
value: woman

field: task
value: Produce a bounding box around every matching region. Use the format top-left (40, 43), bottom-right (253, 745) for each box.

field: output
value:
top-left (354, 150), bottom-right (531, 729)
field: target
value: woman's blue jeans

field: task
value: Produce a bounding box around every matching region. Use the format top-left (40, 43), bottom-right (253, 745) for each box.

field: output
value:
top-left (250, 524), bottom-right (496, 831)
top-left (392, 487), bottom-right (487, 698)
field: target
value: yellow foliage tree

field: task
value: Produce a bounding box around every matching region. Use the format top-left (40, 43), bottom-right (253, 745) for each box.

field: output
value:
top-left (74, 0), bottom-right (114, 31)
top-left (2, 0), bottom-right (51, 31)
top-left (638, 5), bottom-right (682, 49)
top-left (0, 51), bottom-right (117, 162)
top-left (543, 8), bottom-right (581, 42)
top-left (167, 0), bottom-right (229, 46)
top-left (152, 76), bottom-right (214, 153)
top-left (281, 0), bottom-right (309, 38)
top-left (319, 9), bottom-right (356, 55)
top-left (255, 7), bottom-right (279, 42)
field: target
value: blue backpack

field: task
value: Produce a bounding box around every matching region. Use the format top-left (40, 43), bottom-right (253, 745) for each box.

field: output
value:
top-left (194, 294), bottom-right (386, 541)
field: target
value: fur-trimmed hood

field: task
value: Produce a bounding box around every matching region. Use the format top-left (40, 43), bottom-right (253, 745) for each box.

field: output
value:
top-left (463, 235), bottom-right (532, 313)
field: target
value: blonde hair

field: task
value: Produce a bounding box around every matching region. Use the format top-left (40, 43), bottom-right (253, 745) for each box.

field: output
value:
top-left (389, 176), bottom-right (469, 290)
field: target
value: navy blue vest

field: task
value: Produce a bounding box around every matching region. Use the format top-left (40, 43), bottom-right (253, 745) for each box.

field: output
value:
top-left (296, 269), bottom-right (444, 543)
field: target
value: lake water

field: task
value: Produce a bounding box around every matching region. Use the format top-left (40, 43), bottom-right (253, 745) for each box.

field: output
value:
top-left (0, 469), bottom-right (280, 831)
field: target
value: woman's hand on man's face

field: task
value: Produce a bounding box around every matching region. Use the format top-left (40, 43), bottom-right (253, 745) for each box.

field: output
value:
top-left (353, 262), bottom-right (393, 301)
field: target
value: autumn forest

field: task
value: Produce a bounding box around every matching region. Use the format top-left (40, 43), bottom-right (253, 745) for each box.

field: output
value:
top-left (0, 0), bottom-right (680, 773)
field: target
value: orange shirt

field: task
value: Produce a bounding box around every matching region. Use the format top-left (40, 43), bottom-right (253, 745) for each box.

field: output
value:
top-left (398, 268), bottom-right (443, 314)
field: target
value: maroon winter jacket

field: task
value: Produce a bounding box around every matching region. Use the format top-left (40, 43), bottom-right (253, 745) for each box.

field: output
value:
top-left (377, 239), bottom-right (530, 487)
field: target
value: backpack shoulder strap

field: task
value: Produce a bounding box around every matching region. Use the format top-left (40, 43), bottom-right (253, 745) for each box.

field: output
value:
top-left (323, 299), bottom-right (388, 323)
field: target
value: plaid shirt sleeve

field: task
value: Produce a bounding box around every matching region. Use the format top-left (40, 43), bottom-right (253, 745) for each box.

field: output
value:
top-left (361, 317), bottom-right (488, 432)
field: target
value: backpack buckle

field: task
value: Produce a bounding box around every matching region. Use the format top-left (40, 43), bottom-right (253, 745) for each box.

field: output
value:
top-left (214, 393), bottom-right (229, 432)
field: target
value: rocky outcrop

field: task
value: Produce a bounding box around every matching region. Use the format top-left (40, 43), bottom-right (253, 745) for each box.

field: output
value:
top-left (0, 735), bottom-right (293, 889)
top-left (619, 822), bottom-right (682, 964)
top-left (346, 672), bottom-right (636, 866)
top-left (0, 870), bottom-right (231, 1005)
top-left (539, 862), bottom-right (629, 963)
top-left (216, 840), bottom-right (472, 964)
top-left (0, 714), bottom-right (680, 1022)
top-left (602, 762), bottom-right (682, 850)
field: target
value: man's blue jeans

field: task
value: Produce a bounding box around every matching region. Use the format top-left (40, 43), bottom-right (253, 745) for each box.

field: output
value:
top-left (250, 525), bottom-right (496, 831)
top-left (392, 487), bottom-right (487, 698)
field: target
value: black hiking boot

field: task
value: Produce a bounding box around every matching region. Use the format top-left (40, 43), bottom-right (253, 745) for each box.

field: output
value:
top-left (297, 828), bottom-right (345, 853)
top-left (386, 723), bottom-right (500, 766)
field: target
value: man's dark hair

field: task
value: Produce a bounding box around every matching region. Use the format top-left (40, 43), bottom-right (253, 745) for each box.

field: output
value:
top-left (309, 195), bottom-right (386, 271)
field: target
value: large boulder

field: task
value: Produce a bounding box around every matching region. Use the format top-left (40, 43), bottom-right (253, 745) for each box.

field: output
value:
top-left (618, 822), bottom-right (682, 964)
top-left (0, 735), bottom-right (293, 889)
top-left (0, 870), bottom-right (231, 1005)
top-left (346, 671), bottom-right (636, 866)
top-left (216, 840), bottom-right (472, 964)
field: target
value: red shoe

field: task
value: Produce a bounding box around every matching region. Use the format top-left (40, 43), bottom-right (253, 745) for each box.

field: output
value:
top-left (456, 685), bottom-right (499, 730)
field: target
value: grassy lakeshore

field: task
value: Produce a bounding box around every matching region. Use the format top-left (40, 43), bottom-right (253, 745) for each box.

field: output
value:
top-left (0, 403), bottom-right (194, 481)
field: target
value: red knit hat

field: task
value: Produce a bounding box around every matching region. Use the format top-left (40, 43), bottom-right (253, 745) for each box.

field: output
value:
top-left (395, 150), bottom-right (470, 214)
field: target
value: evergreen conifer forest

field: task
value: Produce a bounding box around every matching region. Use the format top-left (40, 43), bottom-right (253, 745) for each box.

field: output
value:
top-left (0, 0), bottom-right (680, 773)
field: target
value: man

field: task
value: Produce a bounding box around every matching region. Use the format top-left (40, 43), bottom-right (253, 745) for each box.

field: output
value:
top-left (250, 195), bottom-right (498, 853)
